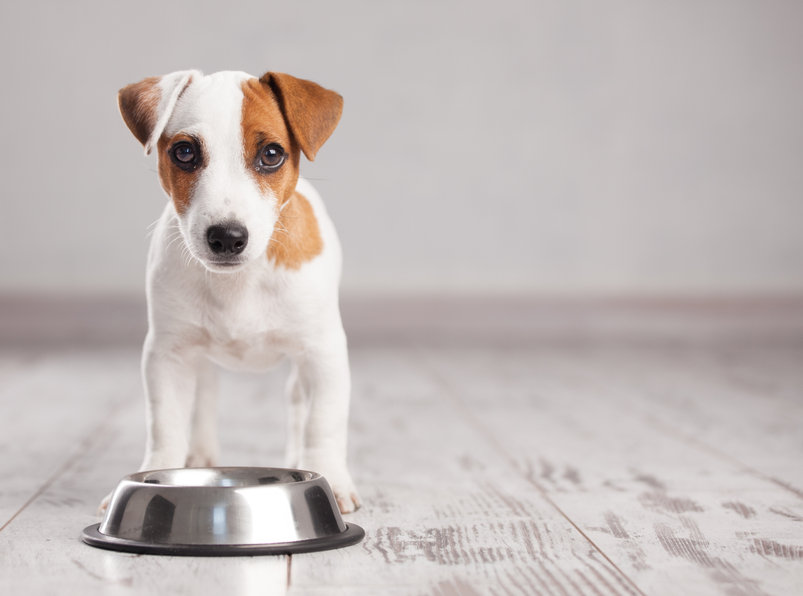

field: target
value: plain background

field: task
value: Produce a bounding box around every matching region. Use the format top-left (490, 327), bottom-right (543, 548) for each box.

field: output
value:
top-left (1, 0), bottom-right (802, 299)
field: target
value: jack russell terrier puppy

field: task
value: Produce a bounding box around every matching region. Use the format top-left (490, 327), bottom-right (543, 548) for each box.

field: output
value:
top-left (108, 69), bottom-right (360, 513)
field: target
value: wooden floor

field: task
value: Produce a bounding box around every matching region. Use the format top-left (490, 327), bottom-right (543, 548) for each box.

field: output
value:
top-left (1, 337), bottom-right (802, 594)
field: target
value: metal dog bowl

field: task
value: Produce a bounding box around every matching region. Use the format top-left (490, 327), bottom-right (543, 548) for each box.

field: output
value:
top-left (82, 467), bottom-right (364, 556)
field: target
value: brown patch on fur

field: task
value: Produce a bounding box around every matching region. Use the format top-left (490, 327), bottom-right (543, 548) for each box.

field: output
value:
top-left (241, 78), bottom-right (300, 205)
top-left (156, 134), bottom-right (201, 215)
top-left (118, 77), bottom-right (160, 146)
top-left (267, 191), bottom-right (323, 269)
top-left (260, 72), bottom-right (343, 161)
top-left (242, 76), bottom-right (323, 268)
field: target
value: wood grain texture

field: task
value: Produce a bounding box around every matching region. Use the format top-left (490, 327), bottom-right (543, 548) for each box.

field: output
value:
top-left (418, 346), bottom-right (803, 595)
top-left (0, 350), bottom-right (140, 527)
top-left (1, 342), bottom-right (801, 595)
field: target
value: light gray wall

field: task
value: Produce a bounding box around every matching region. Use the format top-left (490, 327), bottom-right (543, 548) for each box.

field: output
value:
top-left (1, 1), bottom-right (802, 297)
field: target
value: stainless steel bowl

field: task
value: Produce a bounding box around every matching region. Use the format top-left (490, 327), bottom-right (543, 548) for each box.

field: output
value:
top-left (82, 467), bottom-right (364, 556)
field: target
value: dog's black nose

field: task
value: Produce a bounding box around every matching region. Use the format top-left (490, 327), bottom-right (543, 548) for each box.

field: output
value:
top-left (207, 224), bottom-right (248, 255)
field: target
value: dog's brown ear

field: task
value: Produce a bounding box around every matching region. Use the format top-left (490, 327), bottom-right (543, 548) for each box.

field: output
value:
top-left (118, 77), bottom-right (160, 148)
top-left (260, 72), bottom-right (343, 161)
top-left (118, 70), bottom-right (200, 155)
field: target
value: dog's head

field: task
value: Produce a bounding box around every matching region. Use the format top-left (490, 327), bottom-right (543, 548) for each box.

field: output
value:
top-left (118, 70), bottom-right (342, 272)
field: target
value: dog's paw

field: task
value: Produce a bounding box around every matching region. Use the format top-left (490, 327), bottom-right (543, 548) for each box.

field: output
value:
top-left (334, 485), bottom-right (362, 514)
top-left (185, 451), bottom-right (218, 468)
top-left (97, 492), bottom-right (112, 517)
top-left (303, 462), bottom-right (361, 514)
top-left (185, 441), bottom-right (219, 468)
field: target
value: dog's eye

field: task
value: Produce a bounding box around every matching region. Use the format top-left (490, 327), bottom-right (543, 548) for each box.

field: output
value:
top-left (170, 141), bottom-right (199, 171)
top-left (258, 144), bottom-right (285, 171)
top-left (174, 144), bottom-right (195, 163)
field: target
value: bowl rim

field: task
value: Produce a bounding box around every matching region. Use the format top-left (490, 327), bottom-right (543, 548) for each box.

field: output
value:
top-left (81, 522), bottom-right (365, 556)
top-left (121, 466), bottom-right (322, 488)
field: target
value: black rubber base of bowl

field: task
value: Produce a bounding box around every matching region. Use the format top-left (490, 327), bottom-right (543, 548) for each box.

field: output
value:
top-left (81, 523), bottom-right (365, 556)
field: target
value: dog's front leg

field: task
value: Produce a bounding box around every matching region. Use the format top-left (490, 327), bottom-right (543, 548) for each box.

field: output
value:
top-left (98, 337), bottom-right (198, 515)
top-left (186, 362), bottom-right (219, 467)
top-left (296, 336), bottom-right (361, 513)
top-left (139, 338), bottom-right (199, 472)
top-left (284, 362), bottom-right (307, 469)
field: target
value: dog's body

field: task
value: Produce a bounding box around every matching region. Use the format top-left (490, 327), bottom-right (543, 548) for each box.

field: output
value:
top-left (113, 69), bottom-right (359, 513)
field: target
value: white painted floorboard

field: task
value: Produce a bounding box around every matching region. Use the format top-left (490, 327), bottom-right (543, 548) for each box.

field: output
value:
top-left (0, 343), bottom-right (801, 595)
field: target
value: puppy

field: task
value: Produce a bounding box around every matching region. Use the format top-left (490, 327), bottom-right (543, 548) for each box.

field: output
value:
top-left (111, 69), bottom-right (359, 513)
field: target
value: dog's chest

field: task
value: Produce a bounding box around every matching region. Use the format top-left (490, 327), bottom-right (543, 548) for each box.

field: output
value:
top-left (195, 273), bottom-right (304, 371)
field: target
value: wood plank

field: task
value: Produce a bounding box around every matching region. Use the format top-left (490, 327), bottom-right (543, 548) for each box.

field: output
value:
top-left (419, 346), bottom-right (803, 596)
top-left (0, 350), bottom-right (141, 527)
top-left (289, 348), bottom-right (642, 595)
top-left (567, 345), bottom-right (803, 488)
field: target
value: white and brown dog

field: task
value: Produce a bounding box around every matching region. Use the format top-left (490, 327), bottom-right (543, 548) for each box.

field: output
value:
top-left (110, 69), bottom-right (359, 513)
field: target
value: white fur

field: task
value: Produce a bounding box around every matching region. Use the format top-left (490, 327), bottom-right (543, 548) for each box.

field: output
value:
top-left (166, 72), bottom-right (280, 272)
top-left (111, 70), bottom-right (359, 513)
